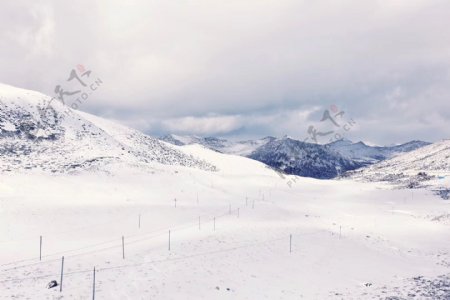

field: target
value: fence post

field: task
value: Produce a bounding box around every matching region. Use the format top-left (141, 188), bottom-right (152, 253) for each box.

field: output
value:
top-left (290, 234), bottom-right (292, 253)
top-left (122, 236), bottom-right (125, 259)
top-left (92, 267), bottom-right (96, 300)
top-left (60, 256), bottom-right (64, 292)
top-left (229, 204), bottom-right (231, 214)
top-left (168, 230), bottom-right (171, 251)
top-left (39, 236), bottom-right (42, 261)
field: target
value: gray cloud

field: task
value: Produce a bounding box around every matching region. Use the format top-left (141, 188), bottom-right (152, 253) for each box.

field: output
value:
top-left (1, 0), bottom-right (449, 145)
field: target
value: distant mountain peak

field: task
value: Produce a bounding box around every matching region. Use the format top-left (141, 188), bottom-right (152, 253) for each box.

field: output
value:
top-left (328, 138), bottom-right (353, 146)
top-left (281, 134), bottom-right (292, 140)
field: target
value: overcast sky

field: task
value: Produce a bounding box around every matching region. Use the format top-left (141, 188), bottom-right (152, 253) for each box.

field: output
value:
top-left (1, 0), bottom-right (449, 145)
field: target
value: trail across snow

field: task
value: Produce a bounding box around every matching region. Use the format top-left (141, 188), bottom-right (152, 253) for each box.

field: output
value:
top-left (0, 146), bottom-right (449, 299)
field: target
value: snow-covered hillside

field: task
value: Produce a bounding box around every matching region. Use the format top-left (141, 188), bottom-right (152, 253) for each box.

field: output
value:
top-left (0, 84), bottom-right (215, 173)
top-left (346, 139), bottom-right (450, 193)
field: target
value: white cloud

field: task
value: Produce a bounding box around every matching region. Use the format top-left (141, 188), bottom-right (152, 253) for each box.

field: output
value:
top-left (0, 0), bottom-right (449, 144)
top-left (161, 115), bottom-right (243, 136)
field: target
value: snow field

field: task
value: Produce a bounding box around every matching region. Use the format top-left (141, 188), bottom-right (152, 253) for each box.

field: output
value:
top-left (1, 154), bottom-right (449, 299)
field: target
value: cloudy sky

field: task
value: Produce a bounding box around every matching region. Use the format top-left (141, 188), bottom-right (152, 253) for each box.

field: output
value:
top-left (1, 0), bottom-right (449, 145)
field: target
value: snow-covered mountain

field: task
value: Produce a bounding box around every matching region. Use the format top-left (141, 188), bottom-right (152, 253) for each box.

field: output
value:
top-left (326, 139), bottom-right (431, 165)
top-left (161, 134), bottom-right (429, 179)
top-left (0, 83), bottom-right (215, 173)
top-left (248, 137), bottom-right (363, 179)
top-left (346, 139), bottom-right (450, 189)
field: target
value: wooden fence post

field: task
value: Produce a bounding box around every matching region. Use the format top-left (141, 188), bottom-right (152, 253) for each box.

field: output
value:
top-left (122, 236), bottom-right (125, 259)
top-left (60, 256), bottom-right (64, 292)
top-left (39, 236), bottom-right (42, 261)
top-left (290, 234), bottom-right (292, 253)
top-left (92, 267), bottom-right (96, 300)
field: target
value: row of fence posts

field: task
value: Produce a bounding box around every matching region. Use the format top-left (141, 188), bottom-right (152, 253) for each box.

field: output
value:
top-left (56, 232), bottom-right (296, 298)
top-left (37, 194), bottom-right (265, 296)
top-left (43, 224), bottom-right (345, 294)
top-left (44, 200), bottom-right (247, 297)
top-left (34, 194), bottom-right (348, 298)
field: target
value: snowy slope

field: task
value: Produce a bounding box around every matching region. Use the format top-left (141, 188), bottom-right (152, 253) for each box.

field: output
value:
top-left (0, 83), bottom-right (215, 173)
top-left (346, 139), bottom-right (450, 190)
